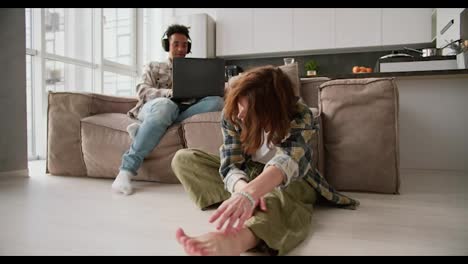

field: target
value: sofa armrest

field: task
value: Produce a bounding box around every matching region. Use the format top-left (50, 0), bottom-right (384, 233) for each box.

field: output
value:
top-left (318, 78), bottom-right (400, 194)
top-left (47, 91), bottom-right (137, 175)
top-left (180, 111), bottom-right (223, 156)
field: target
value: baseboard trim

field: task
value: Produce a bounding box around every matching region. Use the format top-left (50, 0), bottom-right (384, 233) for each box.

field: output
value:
top-left (0, 169), bottom-right (29, 178)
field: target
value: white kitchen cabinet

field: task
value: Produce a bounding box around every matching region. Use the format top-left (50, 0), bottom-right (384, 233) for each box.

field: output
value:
top-left (334, 8), bottom-right (382, 49)
top-left (436, 8), bottom-right (465, 49)
top-left (216, 8), bottom-right (254, 56)
top-left (253, 8), bottom-right (293, 53)
top-left (293, 8), bottom-right (335, 51)
top-left (216, 8), bottom-right (439, 57)
top-left (382, 8), bottom-right (433, 46)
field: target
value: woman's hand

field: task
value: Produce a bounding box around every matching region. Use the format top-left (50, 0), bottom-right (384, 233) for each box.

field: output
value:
top-left (209, 167), bottom-right (284, 233)
top-left (209, 192), bottom-right (267, 234)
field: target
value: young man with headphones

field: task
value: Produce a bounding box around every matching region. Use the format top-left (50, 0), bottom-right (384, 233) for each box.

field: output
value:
top-left (112, 24), bottom-right (224, 195)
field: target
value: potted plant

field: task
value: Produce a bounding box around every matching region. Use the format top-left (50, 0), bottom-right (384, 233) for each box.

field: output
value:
top-left (305, 59), bottom-right (318, 76)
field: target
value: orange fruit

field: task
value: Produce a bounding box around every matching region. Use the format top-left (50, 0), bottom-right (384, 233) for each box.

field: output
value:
top-left (352, 66), bottom-right (359, 73)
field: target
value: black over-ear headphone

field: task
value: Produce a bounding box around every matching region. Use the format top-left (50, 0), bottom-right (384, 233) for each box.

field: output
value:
top-left (161, 30), bottom-right (192, 53)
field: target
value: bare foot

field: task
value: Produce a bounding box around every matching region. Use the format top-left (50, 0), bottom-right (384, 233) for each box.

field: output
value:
top-left (175, 227), bottom-right (257, 256)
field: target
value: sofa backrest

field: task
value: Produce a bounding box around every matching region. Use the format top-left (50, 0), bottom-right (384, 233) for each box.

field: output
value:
top-left (181, 76), bottom-right (328, 179)
top-left (299, 77), bottom-right (330, 108)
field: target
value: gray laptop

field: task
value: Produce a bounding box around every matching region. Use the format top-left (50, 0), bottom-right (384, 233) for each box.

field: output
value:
top-left (172, 58), bottom-right (225, 101)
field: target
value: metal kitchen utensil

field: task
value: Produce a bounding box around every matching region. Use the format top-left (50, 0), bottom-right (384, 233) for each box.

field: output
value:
top-left (443, 39), bottom-right (463, 54)
top-left (379, 51), bottom-right (413, 59)
top-left (404, 47), bottom-right (442, 57)
top-left (405, 40), bottom-right (463, 57)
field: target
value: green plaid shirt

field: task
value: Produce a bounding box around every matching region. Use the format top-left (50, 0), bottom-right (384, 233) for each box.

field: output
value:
top-left (219, 101), bottom-right (359, 209)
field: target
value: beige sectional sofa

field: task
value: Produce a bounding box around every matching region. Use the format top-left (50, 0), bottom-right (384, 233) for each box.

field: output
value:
top-left (47, 77), bottom-right (400, 194)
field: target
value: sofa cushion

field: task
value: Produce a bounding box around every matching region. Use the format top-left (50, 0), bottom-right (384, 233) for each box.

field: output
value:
top-left (181, 111), bottom-right (223, 156)
top-left (319, 78), bottom-right (400, 194)
top-left (80, 113), bottom-right (183, 183)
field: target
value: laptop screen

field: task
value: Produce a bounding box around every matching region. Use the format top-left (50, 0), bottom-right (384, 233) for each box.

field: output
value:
top-left (172, 58), bottom-right (225, 100)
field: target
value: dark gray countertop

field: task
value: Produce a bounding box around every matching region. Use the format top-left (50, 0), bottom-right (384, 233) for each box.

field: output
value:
top-left (301, 69), bottom-right (468, 79)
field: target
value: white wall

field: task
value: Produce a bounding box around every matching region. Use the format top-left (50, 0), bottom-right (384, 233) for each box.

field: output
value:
top-left (0, 8), bottom-right (28, 176)
top-left (173, 8), bottom-right (217, 20)
top-left (396, 75), bottom-right (468, 172)
top-left (147, 8), bottom-right (175, 62)
top-left (144, 8), bottom-right (217, 63)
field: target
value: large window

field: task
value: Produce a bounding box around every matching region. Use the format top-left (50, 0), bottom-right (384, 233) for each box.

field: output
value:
top-left (101, 8), bottom-right (137, 96)
top-left (142, 8), bottom-right (166, 63)
top-left (45, 60), bottom-right (94, 92)
top-left (25, 8), bottom-right (159, 160)
top-left (45, 8), bottom-right (93, 62)
top-left (103, 72), bottom-right (135, 96)
top-left (43, 8), bottom-right (95, 93)
top-left (103, 8), bottom-right (134, 66)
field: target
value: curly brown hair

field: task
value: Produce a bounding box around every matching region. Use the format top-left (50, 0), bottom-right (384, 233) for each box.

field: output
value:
top-left (223, 65), bottom-right (297, 154)
top-left (166, 24), bottom-right (191, 39)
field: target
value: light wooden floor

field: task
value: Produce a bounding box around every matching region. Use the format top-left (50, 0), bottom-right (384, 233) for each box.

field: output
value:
top-left (0, 160), bottom-right (467, 255)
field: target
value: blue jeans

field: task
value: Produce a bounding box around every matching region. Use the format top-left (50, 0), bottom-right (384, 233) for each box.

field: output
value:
top-left (120, 96), bottom-right (224, 175)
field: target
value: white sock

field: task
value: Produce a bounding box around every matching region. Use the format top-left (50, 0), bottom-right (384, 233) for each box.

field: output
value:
top-left (127, 123), bottom-right (140, 140)
top-left (112, 170), bottom-right (134, 195)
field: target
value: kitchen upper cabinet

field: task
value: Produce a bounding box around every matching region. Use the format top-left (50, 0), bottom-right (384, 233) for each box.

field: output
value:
top-left (382, 8), bottom-right (432, 46)
top-left (253, 8), bottom-right (293, 53)
top-left (335, 8), bottom-right (382, 48)
top-left (436, 8), bottom-right (465, 49)
top-left (216, 8), bottom-right (439, 57)
top-left (216, 9), bottom-right (253, 56)
top-left (293, 8), bottom-right (335, 51)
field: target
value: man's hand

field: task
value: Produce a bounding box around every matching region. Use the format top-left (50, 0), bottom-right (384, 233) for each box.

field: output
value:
top-left (166, 89), bottom-right (173, 98)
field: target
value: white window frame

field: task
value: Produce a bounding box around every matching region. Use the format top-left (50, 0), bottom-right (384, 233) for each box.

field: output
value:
top-left (26, 53), bottom-right (36, 160)
top-left (29, 8), bottom-right (46, 160)
top-left (26, 10), bottom-right (38, 160)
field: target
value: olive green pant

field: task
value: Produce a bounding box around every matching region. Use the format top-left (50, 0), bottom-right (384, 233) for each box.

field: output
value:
top-left (171, 148), bottom-right (317, 256)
